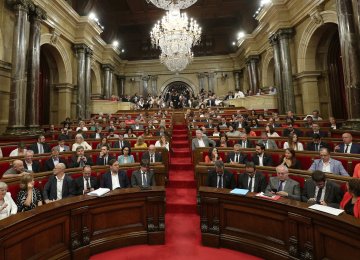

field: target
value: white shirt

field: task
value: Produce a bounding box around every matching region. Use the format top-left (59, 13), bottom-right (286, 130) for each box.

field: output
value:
top-left (58, 146), bottom-right (66, 152)
top-left (72, 142), bottom-right (92, 151)
top-left (198, 139), bottom-right (206, 147)
top-left (56, 175), bottom-right (64, 200)
top-left (111, 172), bottom-right (121, 190)
top-left (212, 132), bottom-right (220, 137)
top-left (155, 141), bottom-right (169, 151)
top-left (95, 133), bottom-right (101, 139)
top-left (37, 143), bottom-right (44, 154)
top-left (52, 157), bottom-right (60, 166)
top-left (141, 171), bottom-right (148, 186)
top-left (0, 192), bottom-right (18, 220)
top-left (248, 175), bottom-right (255, 192)
top-left (344, 143), bottom-right (352, 153)
top-left (322, 161), bottom-right (331, 173)
top-left (76, 127), bottom-right (88, 131)
top-left (283, 142), bottom-right (304, 151)
top-left (258, 154), bottom-right (264, 166)
top-left (9, 148), bottom-right (27, 157)
top-left (26, 162), bottom-right (33, 172)
top-left (83, 177), bottom-right (91, 192)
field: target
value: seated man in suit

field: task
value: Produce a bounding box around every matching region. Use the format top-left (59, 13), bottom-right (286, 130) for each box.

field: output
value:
top-left (308, 148), bottom-right (349, 176)
top-left (192, 129), bottom-right (210, 151)
top-left (306, 134), bottom-right (330, 152)
top-left (283, 123), bottom-right (303, 137)
top-left (43, 163), bottom-right (75, 203)
top-left (74, 165), bottom-right (99, 195)
top-left (305, 123), bottom-right (328, 138)
top-left (334, 133), bottom-right (360, 154)
top-left (218, 118), bottom-right (229, 129)
top-left (238, 134), bottom-right (254, 148)
top-left (89, 128), bottom-right (103, 139)
top-left (252, 143), bottom-right (273, 166)
top-left (141, 144), bottom-right (162, 163)
top-left (113, 134), bottom-right (131, 149)
top-left (302, 170), bottom-right (343, 208)
top-left (258, 132), bottom-right (278, 150)
top-left (131, 159), bottom-right (156, 187)
top-left (238, 162), bottom-right (267, 192)
top-left (45, 147), bottom-right (68, 171)
top-left (206, 160), bottom-right (236, 189)
top-left (265, 165), bottom-right (301, 201)
top-left (96, 145), bottom-right (115, 166)
top-left (131, 119), bottom-right (144, 130)
top-left (226, 144), bottom-right (247, 164)
top-left (54, 137), bottom-right (70, 152)
top-left (3, 159), bottom-right (30, 178)
top-left (70, 146), bottom-right (93, 168)
top-left (29, 135), bottom-right (51, 154)
top-left (23, 150), bottom-right (41, 173)
top-left (100, 159), bottom-right (129, 190)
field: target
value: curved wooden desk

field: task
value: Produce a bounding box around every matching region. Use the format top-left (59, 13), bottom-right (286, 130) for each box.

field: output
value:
top-left (0, 187), bottom-right (165, 259)
top-left (199, 186), bottom-right (360, 260)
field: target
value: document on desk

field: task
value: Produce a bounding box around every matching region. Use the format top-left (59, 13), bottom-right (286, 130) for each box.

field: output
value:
top-left (230, 189), bottom-right (249, 196)
top-left (87, 188), bottom-right (110, 197)
top-left (255, 192), bottom-right (281, 200)
top-left (308, 204), bottom-right (344, 216)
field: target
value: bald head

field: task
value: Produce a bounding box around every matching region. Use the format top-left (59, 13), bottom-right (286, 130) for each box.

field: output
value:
top-left (342, 133), bottom-right (353, 145)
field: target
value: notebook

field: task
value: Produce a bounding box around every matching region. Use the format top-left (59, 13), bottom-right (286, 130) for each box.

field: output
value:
top-left (230, 188), bottom-right (249, 196)
top-left (87, 188), bottom-right (110, 197)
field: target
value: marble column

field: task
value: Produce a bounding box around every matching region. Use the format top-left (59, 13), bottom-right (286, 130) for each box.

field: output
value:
top-left (102, 64), bottom-right (113, 100)
top-left (296, 72), bottom-right (321, 114)
top-left (234, 71), bottom-right (241, 91)
top-left (336, 0), bottom-right (360, 126)
top-left (117, 76), bottom-right (125, 96)
top-left (74, 44), bottom-right (87, 119)
top-left (269, 34), bottom-right (284, 113)
top-left (246, 62), bottom-right (253, 94)
top-left (26, 5), bottom-right (46, 129)
top-left (84, 48), bottom-right (92, 119)
top-left (56, 84), bottom-right (74, 123)
top-left (197, 73), bottom-right (207, 92)
top-left (142, 76), bottom-right (150, 97)
top-left (278, 28), bottom-right (296, 113)
top-left (207, 73), bottom-right (215, 94)
top-left (151, 76), bottom-right (158, 96)
top-left (246, 55), bottom-right (260, 94)
top-left (6, 0), bottom-right (30, 133)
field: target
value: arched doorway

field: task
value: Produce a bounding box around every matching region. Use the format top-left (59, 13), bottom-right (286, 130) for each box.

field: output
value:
top-left (162, 81), bottom-right (194, 108)
top-left (39, 46), bottom-right (53, 125)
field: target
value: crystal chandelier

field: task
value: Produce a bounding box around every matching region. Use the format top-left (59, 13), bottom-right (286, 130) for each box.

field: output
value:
top-left (150, 8), bottom-right (201, 72)
top-left (147, 0), bottom-right (198, 10)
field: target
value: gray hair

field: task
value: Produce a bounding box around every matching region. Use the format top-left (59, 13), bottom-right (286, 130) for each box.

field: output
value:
top-left (25, 150), bottom-right (34, 155)
top-left (0, 182), bottom-right (8, 190)
top-left (57, 163), bottom-right (66, 170)
top-left (214, 160), bottom-right (224, 169)
top-left (276, 164), bottom-right (288, 174)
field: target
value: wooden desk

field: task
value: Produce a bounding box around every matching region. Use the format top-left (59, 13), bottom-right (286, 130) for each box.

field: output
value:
top-left (0, 187), bottom-right (165, 259)
top-left (199, 186), bottom-right (360, 260)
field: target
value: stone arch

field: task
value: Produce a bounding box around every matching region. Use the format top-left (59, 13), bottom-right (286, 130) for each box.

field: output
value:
top-left (261, 49), bottom-right (275, 87)
top-left (40, 33), bottom-right (72, 83)
top-left (297, 10), bottom-right (338, 72)
top-left (160, 77), bottom-right (196, 94)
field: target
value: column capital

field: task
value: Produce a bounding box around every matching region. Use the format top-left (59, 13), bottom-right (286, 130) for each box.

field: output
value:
top-left (101, 64), bottom-right (114, 71)
top-left (6, 0), bottom-right (32, 12)
top-left (85, 47), bottom-right (93, 56)
top-left (116, 75), bottom-right (126, 80)
top-left (142, 75), bottom-right (151, 81)
top-left (55, 83), bottom-right (74, 91)
top-left (269, 33), bottom-right (279, 45)
top-left (245, 55), bottom-right (260, 64)
top-left (74, 43), bottom-right (89, 54)
top-left (29, 5), bottom-right (47, 21)
top-left (277, 28), bottom-right (294, 40)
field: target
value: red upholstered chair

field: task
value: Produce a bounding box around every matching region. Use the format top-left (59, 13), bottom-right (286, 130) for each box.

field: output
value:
top-left (0, 161), bottom-right (12, 178)
top-left (2, 145), bottom-right (18, 157)
top-left (290, 175), bottom-right (306, 189)
top-left (297, 155), bottom-right (315, 170)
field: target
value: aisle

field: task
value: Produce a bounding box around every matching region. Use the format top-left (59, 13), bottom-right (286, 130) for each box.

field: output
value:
top-left (91, 123), bottom-right (261, 260)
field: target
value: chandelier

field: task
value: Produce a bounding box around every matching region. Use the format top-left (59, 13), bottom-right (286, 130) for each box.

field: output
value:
top-left (150, 8), bottom-right (201, 72)
top-left (147, 0), bottom-right (198, 10)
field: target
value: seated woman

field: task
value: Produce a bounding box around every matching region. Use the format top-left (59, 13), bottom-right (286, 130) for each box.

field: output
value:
top-left (265, 125), bottom-right (280, 137)
top-left (216, 134), bottom-right (230, 148)
top-left (257, 114), bottom-right (267, 122)
top-left (226, 124), bottom-right (241, 137)
top-left (340, 178), bottom-right (360, 218)
top-left (204, 147), bottom-right (222, 163)
top-left (16, 174), bottom-right (42, 212)
top-left (76, 120), bottom-right (88, 132)
top-left (283, 133), bottom-right (304, 151)
top-left (96, 137), bottom-right (111, 150)
top-left (72, 134), bottom-right (92, 151)
top-left (0, 181), bottom-right (17, 220)
top-left (212, 126), bottom-right (221, 137)
top-left (250, 119), bottom-right (259, 128)
top-left (353, 163), bottom-right (360, 178)
top-left (134, 136), bottom-right (148, 148)
top-left (142, 127), bottom-right (153, 138)
top-left (124, 127), bottom-right (137, 138)
top-left (155, 135), bottom-right (170, 151)
top-left (280, 148), bottom-right (301, 169)
top-left (117, 146), bottom-right (135, 164)
top-left (244, 126), bottom-right (257, 137)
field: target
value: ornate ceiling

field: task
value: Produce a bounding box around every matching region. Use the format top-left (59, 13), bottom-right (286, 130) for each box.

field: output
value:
top-left (68, 0), bottom-right (261, 60)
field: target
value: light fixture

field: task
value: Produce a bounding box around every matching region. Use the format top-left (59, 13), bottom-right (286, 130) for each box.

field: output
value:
top-left (112, 40), bottom-right (119, 47)
top-left (146, 0), bottom-right (198, 10)
top-left (150, 8), bottom-right (201, 72)
top-left (237, 31), bottom-right (245, 40)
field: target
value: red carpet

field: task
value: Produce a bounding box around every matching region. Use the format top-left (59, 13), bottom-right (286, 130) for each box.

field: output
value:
top-left (91, 123), bottom-right (262, 260)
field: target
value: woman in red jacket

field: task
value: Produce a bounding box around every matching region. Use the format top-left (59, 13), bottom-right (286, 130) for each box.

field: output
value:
top-left (340, 178), bottom-right (360, 218)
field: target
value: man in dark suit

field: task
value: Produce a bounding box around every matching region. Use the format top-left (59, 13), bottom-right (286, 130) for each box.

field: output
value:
top-left (302, 170), bottom-right (343, 208)
top-left (305, 123), bottom-right (328, 138)
top-left (306, 134), bottom-right (330, 152)
top-left (226, 144), bottom-right (247, 164)
top-left (44, 147), bottom-right (68, 171)
top-left (23, 150), bottom-right (41, 173)
top-left (207, 96), bottom-right (216, 107)
top-left (252, 143), bottom-right (273, 166)
top-left (90, 128), bottom-right (103, 139)
top-left (283, 124), bottom-right (303, 137)
top-left (206, 160), bottom-right (236, 189)
top-left (334, 133), bottom-right (360, 154)
top-left (74, 165), bottom-right (99, 195)
top-left (238, 134), bottom-right (254, 148)
top-left (43, 163), bottom-right (75, 203)
top-left (70, 146), bottom-right (93, 168)
top-left (238, 162), bottom-right (267, 192)
top-left (131, 159), bottom-right (156, 187)
top-left (113, 134), bottom-right (131, 149)
top-left (96, 145), bottom-right (115, 166)
top-left (141, 145), bottom-right (162, 162)
top-left (29, 135), bottom-right (51, 154)
top-left (101, 159), bottom-right (130, 190)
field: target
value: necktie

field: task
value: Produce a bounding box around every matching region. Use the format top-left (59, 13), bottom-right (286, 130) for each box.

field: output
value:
top-left (278, 180), bottom-right (284, 191)
top-left (86, 178), bottom-right (90, 190)
top-left (344, 145), bottom-right (349, 153)
top-left (315, 144), bottom-right (318, 151)
top-left (80, 159), bottom-right (85, 168)
top-left (39, 144), bottom-right (44, 154)
top-left (142, 172), bottom-right (147, 186)
top-left (316, 187), bottom-right (323, 204)
top-left (264, 141), bottom-right (268, 149)
top-left (217, 174), bottom-right (223, 188)
top-left (235, 154), bottom-right (238, 163)
top-left (104, 157), bottom-right (107, 165)
top-left (248, 177), bottom-right (253, 192)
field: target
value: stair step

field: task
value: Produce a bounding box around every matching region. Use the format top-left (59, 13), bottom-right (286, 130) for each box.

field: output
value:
top-left (166, 204), bottom-right (197, 214)
top-left (172, 130), bottom-right (188, 134)
top-left (172, 142), bottom-right (189, 148)
top-left (167, 180), bottom-right (196, 188)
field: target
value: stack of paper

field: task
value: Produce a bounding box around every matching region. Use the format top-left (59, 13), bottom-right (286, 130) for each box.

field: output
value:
top-left (87, 188), bottom-right (110, 197)
top-left (230, 189), bottom-right (249, 196)
top-left (308, 204), bottom-right (344, 216)
top-left (256, 192), bottom-right (281, 200)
